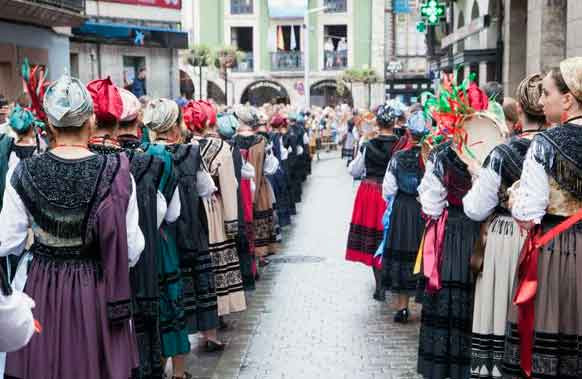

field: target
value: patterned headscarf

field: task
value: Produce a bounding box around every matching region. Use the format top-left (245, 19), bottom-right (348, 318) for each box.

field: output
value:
top-left (516, 73), bottom-right (544, 117)
top-left (376, 101), bottom-right (405, 127)
top-left (43, 75), bottom-right (94, 128)
top-left (118, 88), bottom-right (141, 122)
top-left (200, 100), bottom-right (217, 127)
top-left (143, 98), bottom-right (180, 133)
top-left (182, 100), bottom-right (207, 133)
top-left (235, 105), bottom-right (260, 128)
top-left (8, 105), bottom-right (42, 134)
top-left (217, 113), bottom-right (239, 139)
top-left (86, 77), bottom-right (123, 123)
top-left (406, 111), bottom-right (429, 137)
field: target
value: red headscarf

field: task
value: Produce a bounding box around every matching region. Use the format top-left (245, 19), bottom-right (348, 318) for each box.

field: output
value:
top-left (86, 77), bottom-right (123, 123)
top-left (199, 100), bottom-right (217, 127)
top-left (183, 100), bottom-right (207, 132)
top-left (270, 114), bottom-right (288, 128)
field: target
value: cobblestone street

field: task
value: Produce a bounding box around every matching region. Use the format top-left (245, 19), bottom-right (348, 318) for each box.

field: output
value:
top-left (188, 153), bottom-right (423, 379)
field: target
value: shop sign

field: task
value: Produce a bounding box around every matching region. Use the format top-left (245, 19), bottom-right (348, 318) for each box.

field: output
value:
top-left (393, 0), bottom-right (411, 14)
top-left (103, 0), bottom-right (181, 9)
top-left (441, 15), bottom-right (490, 49)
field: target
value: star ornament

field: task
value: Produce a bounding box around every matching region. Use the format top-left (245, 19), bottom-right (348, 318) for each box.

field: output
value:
top-left (420, 0), bottom-right (446, 25)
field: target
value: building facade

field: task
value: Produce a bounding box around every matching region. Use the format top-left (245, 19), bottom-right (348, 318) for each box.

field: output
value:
top-left (185, 0), bottom-right (388, 108)
top-left (70, 0), bottom-right (187, 99)
top-left (384, 0), bottom-right (431, 105)
top-left (0, 0), bottom-right (85, 102)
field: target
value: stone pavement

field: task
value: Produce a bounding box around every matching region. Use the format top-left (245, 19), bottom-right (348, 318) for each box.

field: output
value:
top-left (187, 152), bottom-right (422, 379)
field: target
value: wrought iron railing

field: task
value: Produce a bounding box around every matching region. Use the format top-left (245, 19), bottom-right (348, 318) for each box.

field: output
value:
top-left (324, 0), bottom-right (346, 13)
top-left (270, 51), bottom-right (303, 71)
top-left (232, 52), bottom-right (254, 72)
top-left (323, 50), bottom-right (347, 70)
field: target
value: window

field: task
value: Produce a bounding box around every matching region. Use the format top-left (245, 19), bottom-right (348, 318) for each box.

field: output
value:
top-left (271, 25), bottom-right (303, 71)
top-left (323, 25), bottom-right (348, 70)
top-left (231, 0), bottom-right (253, 14)
top-left (324, 0), bottom-right (347, 13)
top-left (231, 27), bottom-right (254, 72)
top-left (395, 13), bottom-right (427, 57)
top-left (123, 56), bottom-right (146, 90)
top-left (70, 53), bottom-right (79, 79)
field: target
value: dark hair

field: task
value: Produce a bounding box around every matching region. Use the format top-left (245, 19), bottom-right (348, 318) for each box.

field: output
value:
top-left (483, 81), bottom-right (504, 104)
top-left (138, 67), bottom-right (146, 73)
top-left (97, 119), bottom-right (118, 130)
top-left (524, 111), bottom-right (546, 126)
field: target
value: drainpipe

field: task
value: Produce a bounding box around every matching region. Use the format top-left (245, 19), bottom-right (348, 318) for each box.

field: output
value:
top-left (96, 42), bottom-right (102, 78)
top-left (170, 48), bottom-right (175, 98)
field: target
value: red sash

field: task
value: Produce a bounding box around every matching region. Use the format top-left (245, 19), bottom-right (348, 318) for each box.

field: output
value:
top-left (513, 209), bottom-right (582, 377)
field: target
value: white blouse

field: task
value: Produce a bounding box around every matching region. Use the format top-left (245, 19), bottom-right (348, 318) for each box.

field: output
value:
top-left (463, 165), bottom-right (501, 222)
top-left (156, 188), bottom-right (181, 227)
top-left (263, 153), bottom-right (280, 176)
top-left (0, 289), bottom-right (35, 352)
top-left (348, 148), bottom-right (366, 178)
top-left (382, 160), bottom-right (398, 200)
top-left (418, 160), bottom-right (448, 218)
top-left (196, 170), bottom-right (217, 199)
top-left (511, 138), bottom-right (551, 223)
top-left (0, 168), bottom-right (145, 268)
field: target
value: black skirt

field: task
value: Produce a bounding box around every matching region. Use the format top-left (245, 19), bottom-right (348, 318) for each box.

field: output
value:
top-left (383, 192), bottom-right (425, 294)
top-left (417, 206), bottom-right (480, 379)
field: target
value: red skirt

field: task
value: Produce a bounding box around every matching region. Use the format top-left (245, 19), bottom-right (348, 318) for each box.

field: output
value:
top-left (346, 180), bottom-right (387, 266)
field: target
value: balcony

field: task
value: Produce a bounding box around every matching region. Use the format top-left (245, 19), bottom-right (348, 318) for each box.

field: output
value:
top-left (324, 50), bottom-right (347, 70)
top-left (231, 0), bottom-right (253, 14)
top-left (0, 0), bottom-right (85, 26)
top-left (270, 51), bottom-right (303, 71)
top-left (232, 52), bottom-right (254, 73)
top-left (324, 0), bottom-right (346, 13)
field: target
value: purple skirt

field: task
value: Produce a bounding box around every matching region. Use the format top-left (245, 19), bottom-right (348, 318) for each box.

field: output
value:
top-left (5, 256), bottom-right (139, 379)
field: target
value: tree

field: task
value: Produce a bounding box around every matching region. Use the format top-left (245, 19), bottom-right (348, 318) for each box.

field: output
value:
top-left (188, 44), bottom-right (212, 100)
top-left (337, 67), bottom-right (379, 108)
top-left (212, 45), bottom-right (242, 105)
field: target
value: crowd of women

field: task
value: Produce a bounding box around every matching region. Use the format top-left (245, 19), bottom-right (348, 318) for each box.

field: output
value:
top-left (0, 74), bottom-right (312, 379)
top-left (346, 56), bottom-right (582, 379)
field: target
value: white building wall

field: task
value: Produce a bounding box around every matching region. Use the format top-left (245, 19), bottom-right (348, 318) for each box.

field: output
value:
top-left (72, 42), bottom-right (179, 98)
top-left (85, 0), bottom-right (182, 22)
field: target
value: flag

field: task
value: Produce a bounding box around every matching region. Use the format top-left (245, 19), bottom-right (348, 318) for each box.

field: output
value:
top-left (290, 25), bottom-right (297, 50)
top-left (277, 26), bottom-right (285, 50)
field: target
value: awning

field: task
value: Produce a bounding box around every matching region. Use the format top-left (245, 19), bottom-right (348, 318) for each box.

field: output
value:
top-left (72, 21), bottom-right (188, 49)
top-left (268, 0), bottom-right (307, 18)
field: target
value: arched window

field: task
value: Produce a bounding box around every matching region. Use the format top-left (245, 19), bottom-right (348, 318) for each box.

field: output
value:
top-left (457, 11), bottom-right (465, 52)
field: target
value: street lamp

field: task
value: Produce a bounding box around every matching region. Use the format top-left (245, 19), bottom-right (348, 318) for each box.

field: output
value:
top-left (304, 5), bottom-right (328, 109)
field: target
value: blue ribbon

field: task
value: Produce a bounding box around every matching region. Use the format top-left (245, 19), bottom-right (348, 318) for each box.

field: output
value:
top-left (373, 195), bottom-right (395, 266)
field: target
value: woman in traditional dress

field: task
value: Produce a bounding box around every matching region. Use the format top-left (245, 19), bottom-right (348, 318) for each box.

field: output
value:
top-left (183, 100), bottom-right (246, 327)
top-left (346, 104), bottom-right (402, 301)
top-left (0, 264), bottom-right (35, 353)
top-left (381, 110), bottom-right (427, 322)
top-left (217, 113), bottom-right (255, 291)
top-left (0, 75), bottom-right (144, 379)
top-left (503, 58), bottom-right (582, 379)
top-left (341, 118), bottom-right (358, 165)
top-left (0, 106), bottom-right (43, 278)
top-left (142, 98), bottom-right (220, 375)
top-left (269, 114), bottom-right (292, 227)
top-left (417, 104), bottom-right (481, 379)
top-left (234, 106), bottom-right (279, 265)
top-left (463, 73), bottom-right (545, 379)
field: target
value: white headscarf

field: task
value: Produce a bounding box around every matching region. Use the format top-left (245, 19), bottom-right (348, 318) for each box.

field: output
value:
top-left (43, 75), bottom-right (94, 128)
top-left (143, 98), bottom-right (179, 133)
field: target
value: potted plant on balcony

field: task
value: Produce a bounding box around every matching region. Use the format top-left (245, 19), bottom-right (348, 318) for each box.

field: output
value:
top-left (188, 44), bottom-right (212, 100)
top-left (338, 67), bottom-right (379, 108)
top-left (336, 68), bottom-right (359, 97)
top-left (212, 45), bottom-right (242, 105)
top-left (358, 68), bottom-right (380, 109)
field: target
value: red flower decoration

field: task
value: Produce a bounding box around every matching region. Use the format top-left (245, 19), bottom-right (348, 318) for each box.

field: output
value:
top-left (459, 82), bottom-right (489, 111)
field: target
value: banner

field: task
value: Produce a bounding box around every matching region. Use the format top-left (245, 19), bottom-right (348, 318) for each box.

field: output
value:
top-left (103, 0), bottom-right (181, 10)
top-left (393, 0), bottom-right (411, 13)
